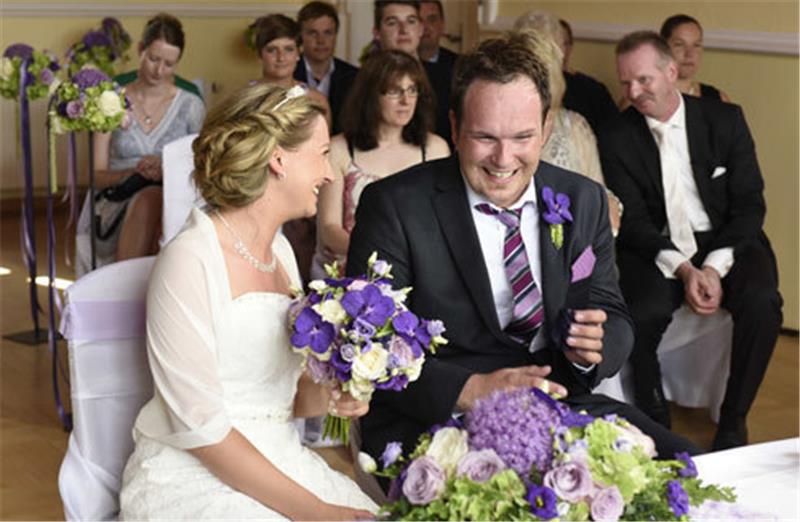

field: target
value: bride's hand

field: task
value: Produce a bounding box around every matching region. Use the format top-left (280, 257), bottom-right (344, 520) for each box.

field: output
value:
top-left (316, 502), bottom-right (375, 520)
top-left (327, 389), bottom-right (369, 418)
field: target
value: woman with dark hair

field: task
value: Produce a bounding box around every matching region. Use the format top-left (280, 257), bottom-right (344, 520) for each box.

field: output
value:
top-left (312, 49), bottom-right (449, 279)
top-left (77, 13), bottom-right (205, 276)
top-left (660, 14), bottom-right (730, 101)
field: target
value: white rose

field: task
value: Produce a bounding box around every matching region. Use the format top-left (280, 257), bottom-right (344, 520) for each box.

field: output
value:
top-left (347, 377), bottom-right (374, 402)
top-left (351, 344), bottom-right (389, 382)
top-left (0, 57), bottom-right (14, 80)
top-left (308, 280), bottom-right (328, 292)
top-left (97, 90), bottom-right (123, 117)
top-left (357, 451), bottom-right (377, 473)
top-left (312, 299), bottom-right (347, 326)
top-left (426, 427), bottom-right (469, 475)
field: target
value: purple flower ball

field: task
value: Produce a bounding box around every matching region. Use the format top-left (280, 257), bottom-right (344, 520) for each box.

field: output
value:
top-left (590, 485), bottom-right (624, 521)
top-left (81, 30), bottom-right (112, 50)
top-left (401, 456), bottom-right (445, 505)
top-left (543, 461), bottom-right (593, 502)
top-left (3, 43), bottom-right (33, 60)
top-left (666, 480), bottom-right (690, 518)
top-left (526, 484), bottom-right (558, 520)
top-left (65, 100), bottom-right (84, 119)
top-left (72, 68), bottom-right (110, 89)
top-left (455, 449), bottom-right (506, 483)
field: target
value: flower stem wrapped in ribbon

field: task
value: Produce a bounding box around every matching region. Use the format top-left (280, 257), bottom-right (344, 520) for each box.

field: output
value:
top-left (289, 252), bottom-right (448, 444)
top-left (542, 185), bottom-right (573, 250)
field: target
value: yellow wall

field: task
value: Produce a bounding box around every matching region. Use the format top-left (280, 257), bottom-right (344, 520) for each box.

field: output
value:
top-left (495, 1), bottom-right (799, 328)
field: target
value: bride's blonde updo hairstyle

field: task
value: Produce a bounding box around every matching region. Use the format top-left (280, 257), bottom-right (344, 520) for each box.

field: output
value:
top-left (192, 83), bottom-right (325, 210)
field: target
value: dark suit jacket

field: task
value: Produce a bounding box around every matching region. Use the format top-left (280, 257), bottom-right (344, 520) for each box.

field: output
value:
top-left (563, 71), bottom-right (618, 136)
top-left (346, 156), bottom-right (633, 456)
top-left (599, 95), bottom-right (766, 262)
top-left (423, 52), bottom-right (457, 147)
top-left (293, 56), bottom-right (358, 135)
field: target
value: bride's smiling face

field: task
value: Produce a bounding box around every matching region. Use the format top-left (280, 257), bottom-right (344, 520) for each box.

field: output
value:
top-left (274, 115), bottom-right (333, 218)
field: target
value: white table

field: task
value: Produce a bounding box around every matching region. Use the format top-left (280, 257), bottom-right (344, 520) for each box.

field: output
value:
top-left (694, 438), bottom-right (799, 520)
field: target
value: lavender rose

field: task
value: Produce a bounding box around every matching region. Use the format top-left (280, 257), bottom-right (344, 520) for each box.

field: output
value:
top-left (39, 68), bottom-right (54, 86)
top-left (402, 456), bottom-right (446, 505)
top-left (455, 449), bottom-right (506, 483)
top-left (543, 461), bottom-right (593, 502)
top-left (591, 485), bottom-right (624, 522)
top-left (65, 100), bottom-right (84, 119)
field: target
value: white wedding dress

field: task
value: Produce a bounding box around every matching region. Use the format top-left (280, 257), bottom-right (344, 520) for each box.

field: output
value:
top-left (120, 208), bottom-right (377, 519)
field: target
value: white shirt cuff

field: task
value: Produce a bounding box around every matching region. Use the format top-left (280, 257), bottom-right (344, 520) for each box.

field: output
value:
top-left (572, 362), bottom-right (596, 374)
top-left (655, 249), bottom-right (690, 279)
top-left (702, 248), bottom-right (735, 278)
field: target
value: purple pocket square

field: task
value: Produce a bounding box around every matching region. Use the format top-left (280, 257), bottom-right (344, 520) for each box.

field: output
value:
top-left (570, 246), bottom-right (596, 283)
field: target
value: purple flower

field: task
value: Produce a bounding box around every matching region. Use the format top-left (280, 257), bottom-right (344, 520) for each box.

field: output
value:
top-left (81, 30), bottom-right (113, 50)
top-left (387, 335), bottom-right (414, 369)
top-left (350, 316), bottom-right (377, 341)
top-left (341, 284), bottom-right (395, 326)
top-left (675, 451), bottom-right (698, 478)
top-left (381, 441), bottom-right (403, 469)
top-left (456, 449), bottom-right (506, 483)
top-left (375, 373), bottom-right (409, 391)
top-left (526, 484), bottom-right (558, 520)
top-left (3, 43), bottom-right (33, 60)
top-left (542, 186), bottom-right (573, 225)
top-left (39, 68), bottom-right (54, 86)
top-left (401, 456), bottom-right (446, 505)
top-left (387, 467), bottom-right (407, 502)
top-left (72, 68), bottom-right (110, 89)
top-left (392, 311), bottom-right (419, 336)
top-left (372, 259), bottom-right (390, 277)
top-left (590, 485), bottom-right (624, 521)
top-left (426, 319), bottom-right (446, 337)
top-left (291, 308), bottom-right (335, 354)
top-left (330, 345), bottom-right (353, 375)
top-left (306, 356), bottom-right (334, 383)
top-left (65, 100), bottom-right (84, 118)
top-left (543, 461), bottom-right (593, 502)
top-left (666, 480), bottom-right (690, 517)
top-left (466, 387), bottom-right (564, 476)
top-left (339, 343), bottom-right (357, 362)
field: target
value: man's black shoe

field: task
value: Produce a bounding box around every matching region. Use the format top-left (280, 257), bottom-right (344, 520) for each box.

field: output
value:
top-left (636, 386), bottom-right (672, 429)
top-left (712, 418), bottom-right (748, 451)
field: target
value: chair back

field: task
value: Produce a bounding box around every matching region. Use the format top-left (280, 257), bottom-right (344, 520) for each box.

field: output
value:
top-left (58, 257), bottom-right (156, 521)
top-left (162, 133), bottom-right (202, 245)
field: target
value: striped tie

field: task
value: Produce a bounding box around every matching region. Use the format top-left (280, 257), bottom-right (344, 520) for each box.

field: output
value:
top-left (476, 203), bottom-right (544, 343)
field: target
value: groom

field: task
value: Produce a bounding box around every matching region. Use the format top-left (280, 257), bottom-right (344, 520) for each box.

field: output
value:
top-left (346, 32), bottom-right (698, 465)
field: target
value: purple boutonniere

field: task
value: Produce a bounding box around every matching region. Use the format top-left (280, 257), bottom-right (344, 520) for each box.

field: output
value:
top-left (542, 186), bottom-right (573, 249)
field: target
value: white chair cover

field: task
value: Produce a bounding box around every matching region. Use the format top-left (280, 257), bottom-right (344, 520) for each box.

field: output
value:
top-left (162, 133), bottom-right (202, 245)
top-left (58, 257), bottom-right (156, 521)
top-left (594, 305), bottom-right (733, 423)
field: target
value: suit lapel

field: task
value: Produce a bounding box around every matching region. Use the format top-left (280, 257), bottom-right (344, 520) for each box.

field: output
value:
top-left (432, 160), bottom-right (507, 341)
top-left (629, 110), bottom-right (665, 200)
top-left (684, 95), bottom-right (714, 212)
top-left (534, 170), bottom-right (570, 337)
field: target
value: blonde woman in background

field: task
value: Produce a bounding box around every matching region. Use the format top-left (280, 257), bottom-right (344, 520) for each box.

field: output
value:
top-left (119, 83), bottom-right (376, 520)
top-left (513, 15), bottom-right (622, 235)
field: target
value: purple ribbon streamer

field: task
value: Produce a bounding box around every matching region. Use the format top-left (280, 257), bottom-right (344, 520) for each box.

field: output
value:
top-left (59, 300), bottom-right (146, 341)
top-left (18, 59), bottom-right (41, 334)
top-left (47, 113), bottom-right (72, 432)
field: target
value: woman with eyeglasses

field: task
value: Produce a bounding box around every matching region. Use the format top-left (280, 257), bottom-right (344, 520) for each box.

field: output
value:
top-left (312, 50), bottom-right (449, 279)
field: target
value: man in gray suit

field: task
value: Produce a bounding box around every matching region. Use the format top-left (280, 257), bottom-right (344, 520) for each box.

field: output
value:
top-left (347, 31), bottom-right (698, 469)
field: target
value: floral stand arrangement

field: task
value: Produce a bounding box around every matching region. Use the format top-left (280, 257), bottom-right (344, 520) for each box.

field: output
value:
top-left (290, 253), bottom-right (447, 443)
top-left (363, 387), bottom-right (746, 521)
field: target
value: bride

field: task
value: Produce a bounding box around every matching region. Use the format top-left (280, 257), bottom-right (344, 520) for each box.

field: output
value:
top-left (119, 83), bottom-right (376, 519)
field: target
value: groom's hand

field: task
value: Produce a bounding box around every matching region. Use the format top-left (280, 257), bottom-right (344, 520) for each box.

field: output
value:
top-left (456, 365), bottom-right (568, 411)
top-left (564, 309), bottom-right (606, 367)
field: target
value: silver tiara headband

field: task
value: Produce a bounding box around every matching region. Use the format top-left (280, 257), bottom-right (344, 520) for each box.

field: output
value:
top-left (274, 84), bottom-right (307, 111)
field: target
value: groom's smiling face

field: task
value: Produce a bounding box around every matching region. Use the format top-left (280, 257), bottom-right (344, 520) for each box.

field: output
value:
top-left (452, 76), bottom-right (546, 209)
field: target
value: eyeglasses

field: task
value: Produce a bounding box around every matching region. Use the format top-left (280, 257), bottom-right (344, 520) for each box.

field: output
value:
top-left (384, 85), bottom-right (419, 99)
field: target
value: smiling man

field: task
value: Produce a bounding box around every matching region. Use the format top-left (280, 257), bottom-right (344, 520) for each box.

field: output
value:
top-left (347, 31), bottom-right (699, 471)
top-left (600, 31), bottom-right (781, 450)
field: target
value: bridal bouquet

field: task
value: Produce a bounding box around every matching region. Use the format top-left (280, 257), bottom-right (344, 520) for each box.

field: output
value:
top-left (367, 387), bottom-right (737, 521)
top-left (1, 44), bottom-right (61, 101)
top-left (49, 68), bottom-right (128, 134)
top-left (289, 252), bottom-right (447, 443)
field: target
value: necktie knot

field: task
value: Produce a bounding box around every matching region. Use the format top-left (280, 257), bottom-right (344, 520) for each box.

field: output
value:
top-left (475, 203), bottom-right (522, 229)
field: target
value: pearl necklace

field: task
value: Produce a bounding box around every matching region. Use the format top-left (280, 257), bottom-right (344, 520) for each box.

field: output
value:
top-left (215, 210), bottom-right (277, 273)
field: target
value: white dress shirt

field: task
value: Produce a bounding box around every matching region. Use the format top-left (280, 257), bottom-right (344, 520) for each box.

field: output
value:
top-left (464, 179), bottom-right (546, 353)
top-left (646, 94), bottom-right (734, 279)
top-left (303, 57), bottom-right (334, 98)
